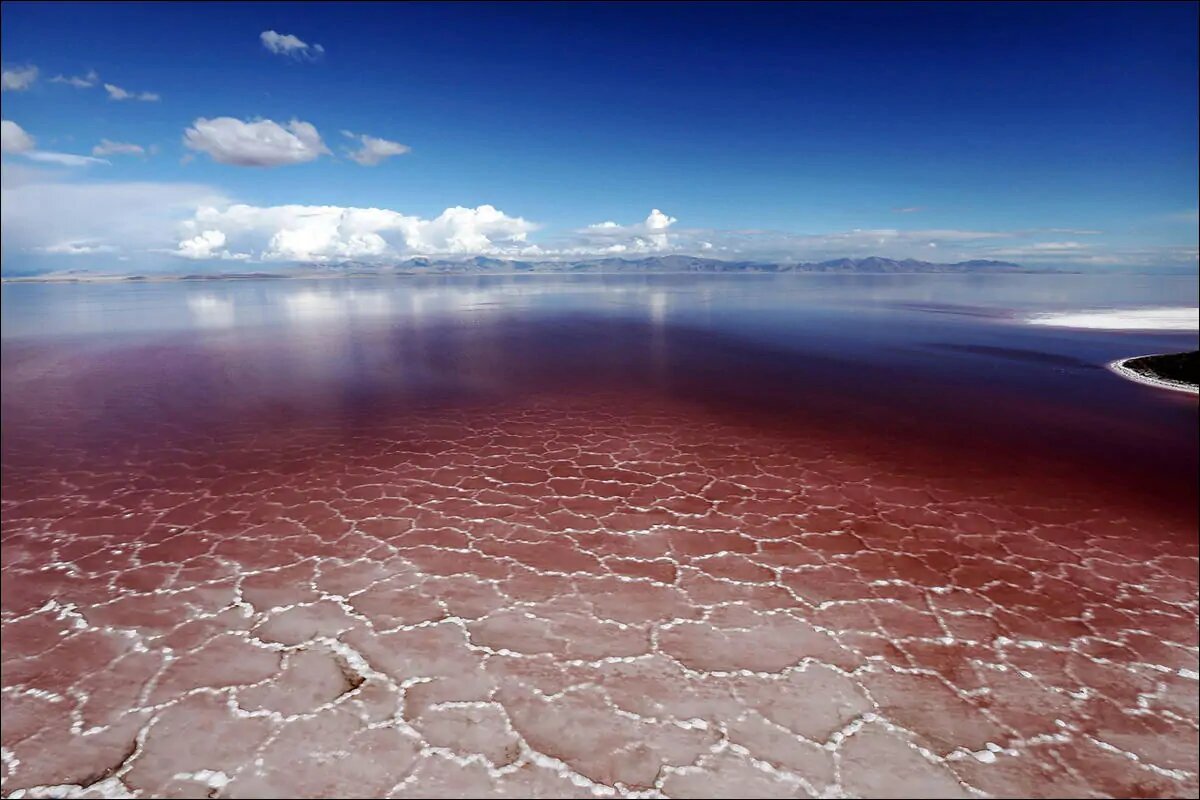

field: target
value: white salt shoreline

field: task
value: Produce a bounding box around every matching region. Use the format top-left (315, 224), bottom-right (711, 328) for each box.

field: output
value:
top-left (1026, 307), bottom-right (1199, 331)
top-left (1108, 356), bottom-right (1199, 396)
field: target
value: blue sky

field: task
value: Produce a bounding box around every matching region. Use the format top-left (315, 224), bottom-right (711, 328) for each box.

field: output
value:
top-left (1, 1), bottom-right (1196, 272)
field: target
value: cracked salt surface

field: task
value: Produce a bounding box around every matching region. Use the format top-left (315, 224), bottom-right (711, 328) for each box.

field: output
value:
top-left (3, 391), bottom-right (1195, 799)
top-left (2, 297), bottom-right (1197, 799)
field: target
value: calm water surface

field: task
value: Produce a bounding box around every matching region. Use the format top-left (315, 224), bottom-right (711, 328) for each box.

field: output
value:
top-left (4, 273), bottom-right (1199, 798)
top-left (3, 273), bottom-right (1198, 521)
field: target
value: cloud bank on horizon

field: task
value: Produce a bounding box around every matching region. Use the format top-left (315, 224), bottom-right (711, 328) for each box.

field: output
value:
top-left (2, 105), bottom-right (1196, 271)
top-left (0, 3), bottom-right (1196, 274)
top-left (8, 162), bottom-right (1193, 270)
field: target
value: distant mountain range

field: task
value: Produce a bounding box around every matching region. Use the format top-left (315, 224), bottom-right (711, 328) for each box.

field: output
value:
top-left (329, 255), bottom-right (1033, 275)
top-left (4, 255), bottom-right (1054, 283)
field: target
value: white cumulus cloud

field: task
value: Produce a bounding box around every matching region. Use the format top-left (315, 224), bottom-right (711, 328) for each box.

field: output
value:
top-left (571, 209), bottom-right (679, 254)
top-left (177, 229), bottom-right (229, 260)
top-left (183, 117), bottom-right (330, 167)
top-left (2, 65), bottom-right (38, 92)
top-left (260, 30), bottom-right (324, 60)
top-left (645, 209), bottom-right (676, 230)
top-left (51, 69), bottom-right (99, 88)
top-left (104, 83), bottom-right (160, 102)
top-left (1, 119), bottom-right (36, 153)
top-left (173, 203), bottom-right (537, 262)
top-left (341, 131), bottom-right (411, 166)
top-left (92, 139), bottom-right (146, 157)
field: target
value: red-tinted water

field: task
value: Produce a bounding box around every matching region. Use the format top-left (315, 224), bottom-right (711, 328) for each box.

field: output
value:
top-left (2, 277), bottom-right (1197, 797)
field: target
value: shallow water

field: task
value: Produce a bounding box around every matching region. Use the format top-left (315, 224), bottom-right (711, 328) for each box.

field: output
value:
top-left (2, 273), bottom-right (1198, 797)
top-left (4, 274), bottom-right (1197, 517)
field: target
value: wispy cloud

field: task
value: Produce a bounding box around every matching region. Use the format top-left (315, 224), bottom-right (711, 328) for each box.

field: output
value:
top-left (260, 30), bottom-right (324, 60)
top-left (550, 222), bottom-right (1015, 262)
top-left (891, 206), bottom-right (924, 214)
top-left (1, 170), bottom-right (228, 262)
top-left (22, 151), bottom-right (109, 167)
top-left (104, 83), bottom-right (160, 102)
top-left (34, 240), bottom-right (118, 255)
top-left (1, 65), bottom-right (38, 92)
top-left (50, 69), bottom-right (99, 88)
top-left (987, 242), bottom-right (1093, 258)
top-left (2, 119), bottom-right (105, 166)
top-left (92, 139), bottom-right (147, 157)
top-left (340, 131), bottom-right (411, 166)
